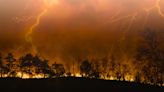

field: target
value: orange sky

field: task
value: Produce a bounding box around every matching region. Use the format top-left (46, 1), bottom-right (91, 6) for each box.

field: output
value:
top-left (0, 0), bottom-right (164, 64)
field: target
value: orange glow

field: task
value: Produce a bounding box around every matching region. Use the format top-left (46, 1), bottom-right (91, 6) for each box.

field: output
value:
top-left (25, 9), bottom-right (47, 54)
top-left (125, 75), bottom-right (135, 82)
top-left (17, 72), bottom-right (44, 79)
top-left (44, 0), bottom-right (59, 7)
top-left (25, 0), bottom-right (60, 54)
top-left (106, 76), bottom-right (115, 80)
top-left (17, 72), bottom-right (30, 79)
top-left (0, 0), bottom-right (164, 87)
top-left (75, 73), bottom-right (82, 77)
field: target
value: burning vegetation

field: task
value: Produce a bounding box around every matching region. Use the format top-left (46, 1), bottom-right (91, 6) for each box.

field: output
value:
top-left (0, 30), bottom-right (164, 87)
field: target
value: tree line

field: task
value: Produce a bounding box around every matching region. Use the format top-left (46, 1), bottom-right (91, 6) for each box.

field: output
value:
top-left (0, 53), bottom-right (66, 78)
top-left (0, 29), bottom-right (163, 86)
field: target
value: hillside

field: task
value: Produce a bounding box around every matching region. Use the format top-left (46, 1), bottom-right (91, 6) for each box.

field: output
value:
top-left (0, 77), bottom-right (163, 92)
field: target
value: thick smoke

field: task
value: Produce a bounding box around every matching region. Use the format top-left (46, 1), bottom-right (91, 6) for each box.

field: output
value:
top-left (0, 0), bottom-right (164, 67)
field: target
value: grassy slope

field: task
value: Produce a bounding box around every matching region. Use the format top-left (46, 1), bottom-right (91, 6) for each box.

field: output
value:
top-left (0, 77), bottom-right (163, 92)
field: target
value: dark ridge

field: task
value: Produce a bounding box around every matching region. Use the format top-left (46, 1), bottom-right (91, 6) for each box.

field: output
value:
top-left (0, 77), bottom-right (163, 92)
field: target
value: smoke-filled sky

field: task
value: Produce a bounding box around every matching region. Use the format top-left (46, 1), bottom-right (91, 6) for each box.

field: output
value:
top-left (0, 0), bottom-right (164, 64)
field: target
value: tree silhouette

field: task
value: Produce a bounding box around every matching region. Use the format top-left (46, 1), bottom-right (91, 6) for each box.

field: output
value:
top-left (5, 53), bottom-right (16, 77)
top-left (19, 53), bottom-right (34, 78)
top-left (0, 66), bottom-right (9, 78)
top-left (32, 55), bottom-right (42, 76)
top-left (40, 59), bottom-right (50, 78)
top-left (80, 60), bottom-right (91, 77)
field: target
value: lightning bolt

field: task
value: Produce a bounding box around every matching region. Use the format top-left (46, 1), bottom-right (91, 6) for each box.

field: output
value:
top-left (24, 0), bottom-right (164, 54)
top-left (104, 10), bottom-right (138, 43)
top-left (118, 13), bottom-right (138, 41)
top-left (105, 12), bottom-right (138, 51)
top-left (156, 0), bottom-right (164, 18)
top-left (106, 14), bottom-right (135, 24)
top-left (25, 0), bottom-right (59, 54)
top-left (143, 0), bottom-right (164, 28)
top-left (25, 9), bottom-right (47, 54)
top-left (106, 0), bottom-right (164, 27)
top-left (104, 0), bottom-right (164, 53)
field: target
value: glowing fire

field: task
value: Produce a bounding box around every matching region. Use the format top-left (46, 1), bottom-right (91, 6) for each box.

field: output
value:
top-left (75, 73), bottom-right (82, 77)
top-left (1, 71), bottom-right (164, 86)
top-left (17, 72), bottom-right (30, 79)
top-left (105, 76), bottom-right (115, 80)
top-left (17, 72), bottom-right (44, 79)
top-left (125, 75), bottom-right (135, 82)
top-left (13, 72), bottom-right (135, 81)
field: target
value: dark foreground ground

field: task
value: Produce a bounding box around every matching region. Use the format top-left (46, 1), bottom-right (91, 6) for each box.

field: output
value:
top-left (0, 77), bottom-right (163, 92)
